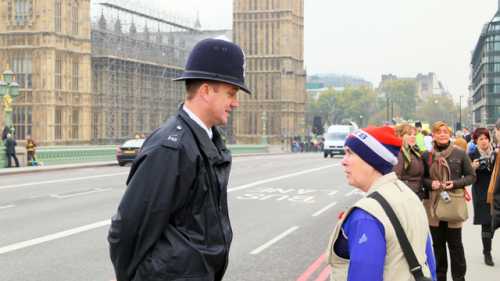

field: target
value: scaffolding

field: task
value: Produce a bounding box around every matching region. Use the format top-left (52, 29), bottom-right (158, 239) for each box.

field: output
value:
top-left (90, 2), bottom-right (199, 143)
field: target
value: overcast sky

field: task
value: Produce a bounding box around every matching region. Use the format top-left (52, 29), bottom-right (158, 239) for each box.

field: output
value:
top-left (144, 0), bottom-right (499, 101)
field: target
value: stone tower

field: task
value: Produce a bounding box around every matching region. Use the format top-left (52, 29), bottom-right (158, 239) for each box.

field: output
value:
top-left (0, 0), bottom-right (92, 144)
top-left (233, 0), bottom-right (306, 144)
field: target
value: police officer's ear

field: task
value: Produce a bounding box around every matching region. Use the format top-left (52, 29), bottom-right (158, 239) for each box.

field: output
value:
top-left (198, 82), bottom-right (213, 102)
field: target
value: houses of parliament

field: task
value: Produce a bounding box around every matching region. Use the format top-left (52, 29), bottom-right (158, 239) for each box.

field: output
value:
top-left (0, 0), bottom-right (306, 145)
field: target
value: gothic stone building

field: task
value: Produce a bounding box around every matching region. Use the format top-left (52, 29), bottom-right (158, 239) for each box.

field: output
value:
top-left (0, 0), bottom-right (92, 144)
top-left (233, 0), bottom-right (307, 144)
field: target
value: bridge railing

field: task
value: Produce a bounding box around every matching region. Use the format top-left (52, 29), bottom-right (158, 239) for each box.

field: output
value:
top-left (0, 144), bottom-right (269, 168)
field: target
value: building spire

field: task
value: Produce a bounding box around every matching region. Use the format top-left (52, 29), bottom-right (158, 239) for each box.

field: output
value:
top-left (194, 11), bottom-right (201, 30)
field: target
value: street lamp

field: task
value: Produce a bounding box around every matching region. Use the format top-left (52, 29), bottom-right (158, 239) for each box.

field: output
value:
top-left (459, 95), bottom-right (463, 130)
top-left (359, 115), bottom-right (364, 127)
top-left (0, 68), bottom-right (20, 133)
top-left (261, 111), bottom-right (267, 145)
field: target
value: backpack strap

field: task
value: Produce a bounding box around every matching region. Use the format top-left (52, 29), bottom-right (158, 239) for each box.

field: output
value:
top-left (368, 191), bottom-right (428, 281)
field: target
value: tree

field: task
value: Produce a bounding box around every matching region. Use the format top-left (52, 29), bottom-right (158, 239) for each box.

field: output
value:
top-left (415, 95), bottom-right (458, 126)
top-left (380, 80), bottom-right (417, 120)
top-left (306, 86), bottom-right (378, 129)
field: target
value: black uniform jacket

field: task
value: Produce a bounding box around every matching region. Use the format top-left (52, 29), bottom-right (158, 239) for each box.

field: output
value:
top-left (108, 108), bottom-right (233, 281)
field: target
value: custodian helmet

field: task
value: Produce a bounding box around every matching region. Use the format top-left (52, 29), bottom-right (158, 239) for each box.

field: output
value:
top-left (173, 38), bottom-right (251, 94)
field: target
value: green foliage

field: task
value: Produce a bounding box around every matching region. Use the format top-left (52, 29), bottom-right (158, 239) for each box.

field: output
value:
top-left (380, 79), bottom-right (417, 120)
top-left (308, 86), bottom-right (377, 126)
top-left (415, 95), bottom-right (458, 125)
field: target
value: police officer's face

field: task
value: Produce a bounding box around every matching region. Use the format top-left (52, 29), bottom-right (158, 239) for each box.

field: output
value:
top-left (207, 83), bottom-right (240, 126)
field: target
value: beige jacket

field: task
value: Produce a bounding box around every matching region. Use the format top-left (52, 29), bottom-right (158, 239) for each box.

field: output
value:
top-left (327, 173), bottom-right (431, 281)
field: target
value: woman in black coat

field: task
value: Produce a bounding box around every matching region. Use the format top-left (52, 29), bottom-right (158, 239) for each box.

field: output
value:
top-left (469, 128), bottom-right (495, 266)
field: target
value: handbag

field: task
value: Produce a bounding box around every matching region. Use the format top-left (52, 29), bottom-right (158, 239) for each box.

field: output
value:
top-left (433, 188), bottom-right (468, 222)
top-left (369, 192), bottom-right (432, 281)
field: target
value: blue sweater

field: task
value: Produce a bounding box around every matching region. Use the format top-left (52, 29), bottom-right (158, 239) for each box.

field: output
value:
top-left (334, 208), bottom-right (437, 281)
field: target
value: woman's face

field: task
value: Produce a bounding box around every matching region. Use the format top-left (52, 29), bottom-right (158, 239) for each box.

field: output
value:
top-left (433, 126), bottom-right (450, 145)
top-left (477, 134), bottom-right (490, 150)
top-left (404, 129), bottom-right (417, 146)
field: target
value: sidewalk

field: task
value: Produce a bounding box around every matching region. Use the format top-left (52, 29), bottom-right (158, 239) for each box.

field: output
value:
top-left (461, 203), bottom-right (499, 280)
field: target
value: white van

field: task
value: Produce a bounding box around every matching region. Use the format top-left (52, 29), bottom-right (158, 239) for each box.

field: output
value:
top-left (323, 125), bottom-right (353, 158)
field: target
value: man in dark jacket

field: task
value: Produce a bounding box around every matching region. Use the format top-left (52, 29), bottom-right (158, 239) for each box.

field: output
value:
top-left (108, 38), bottom-right (250, 281)
top-left (4, 133), bottom-right (20, 168)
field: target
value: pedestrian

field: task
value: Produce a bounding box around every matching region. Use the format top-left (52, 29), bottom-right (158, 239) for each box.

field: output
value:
top-left (467, 138), bottom-right (477, 155)
top-left (468, 128), bottom-right (496, 266)
top-left (107, 38), bottom-right (250, 281)
top-left (463, 127), bottom-right (472, 143)
top-left (4, 133), bottom-right (20, 168)
top-left (453, 130), bottom-right (468, 151)
top-left (327, 126), bottom-right (436, 281)
top-left (490, 120), bottom-right (500, 245)
top-left (25, 135), bottom-right (37, 166)
top-left (415, 121), bottom-right (427, 151)
top-left (422, 121), bottom-right (475, 281)
top-left (1, 125), bottom-right (9, 141)
top-left (423, 129), bottom-right (433, 152)
top-left (394, 123), bottom-right (426, 199)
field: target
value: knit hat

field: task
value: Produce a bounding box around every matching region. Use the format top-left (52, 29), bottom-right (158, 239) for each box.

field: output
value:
top-left (344, 126), bottom-right (402, 175)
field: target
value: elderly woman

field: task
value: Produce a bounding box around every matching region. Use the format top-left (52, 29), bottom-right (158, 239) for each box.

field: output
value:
top-left (469, 128), bottom-right (496, 266)
top-left (394, 123), bottom-right (425, 199)
top-left (327, 126), bottom-right (435, 281)
top-left (422, 121), bottom-right (475, 281)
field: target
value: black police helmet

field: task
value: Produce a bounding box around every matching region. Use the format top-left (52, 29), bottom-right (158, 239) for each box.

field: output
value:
top-left (174, 38), bottom-right (251, 94)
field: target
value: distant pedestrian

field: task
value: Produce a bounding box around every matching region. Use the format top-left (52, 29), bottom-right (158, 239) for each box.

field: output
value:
top-left (423, 129), bottom-right (433, 152)
top-left (4, 133), bottom-right (19, 168)
top-left (468, 128), bottom-right (496, 266)
top-left (454, 130), bottom-right (468, 151)
top-left (108, 39), bottom-right (249, 281)
top-left (25, 135), bottom-right (37, 166)
top-left (1, 125), bottom-right (9, 141)
top-left (415, 121), bottom-right (427, 151)
top-left (463, 127), bottom-right (472, 143)
top-left (327, 126), bottom-right (436, 281)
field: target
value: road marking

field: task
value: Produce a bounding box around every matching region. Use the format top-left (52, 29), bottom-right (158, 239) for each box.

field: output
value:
top-left (0, 163), bottom-right (340, 253)
top-left (0, 220), bottom-right (110, 255)
top-left (0, 204), bottom-right (15, 210)
top-left (229, 164), bottom-right (339, 193)
top-left (328, 190), bottom-right (338, 196)
top-left (250, 226), bottom-right (299, 255)
top-left (314, 265), bottom-right (332, 281)
top-left (296, 253), bottom-right (326, 281)
top-left (312, 202), bottom-right (337, 217)
top-left (0, 172), bottom-right (128, 190)
top-left (50, 188), bottom-right (112, 199)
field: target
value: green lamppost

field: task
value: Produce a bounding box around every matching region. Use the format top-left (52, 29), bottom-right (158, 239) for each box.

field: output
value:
top-left (0, 69), bottom-right (20, 131)
top-left (261, 111), bottom-right (268, 145)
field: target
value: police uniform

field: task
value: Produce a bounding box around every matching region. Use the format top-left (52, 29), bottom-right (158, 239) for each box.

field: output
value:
top-left (108, 39), bottom-right (250, 281)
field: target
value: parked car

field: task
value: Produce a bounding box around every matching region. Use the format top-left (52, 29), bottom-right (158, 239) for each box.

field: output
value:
top-left (116, 139), bottom-right (145, 166)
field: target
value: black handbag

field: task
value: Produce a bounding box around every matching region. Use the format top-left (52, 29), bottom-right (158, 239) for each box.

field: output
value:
top-left (368, 192), bottom-right (432, 281)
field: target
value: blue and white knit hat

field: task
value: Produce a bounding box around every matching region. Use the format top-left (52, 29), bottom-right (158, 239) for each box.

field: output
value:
top-left (344, 127), bottom-right (402, 175)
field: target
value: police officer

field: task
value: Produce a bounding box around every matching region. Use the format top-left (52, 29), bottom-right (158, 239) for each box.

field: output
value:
top-left (108, 38), bottom-right (250, 281)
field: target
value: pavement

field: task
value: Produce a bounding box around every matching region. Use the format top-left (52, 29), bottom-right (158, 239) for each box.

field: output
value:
top-left (459, 200), bottom-right (499, 280)
top-left (0, 153), bottom-right (497, 280)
